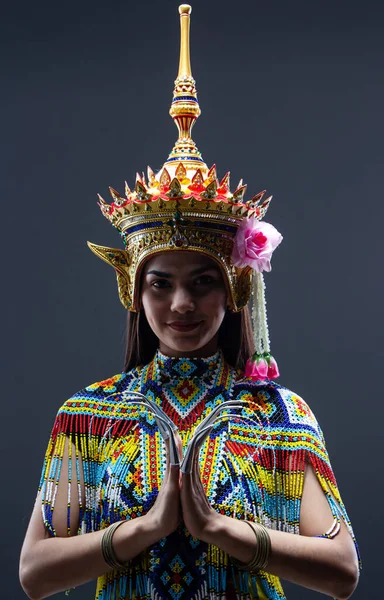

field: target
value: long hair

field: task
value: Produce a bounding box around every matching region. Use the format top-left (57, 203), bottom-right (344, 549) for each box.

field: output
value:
top-left (124, 307), bottom-right (255, 372)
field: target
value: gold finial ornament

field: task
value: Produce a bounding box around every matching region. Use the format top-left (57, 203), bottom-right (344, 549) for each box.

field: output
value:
top-left (167, 3), bottom-right (204, 171)
top-left (88, 4), bottom-right (273, 314)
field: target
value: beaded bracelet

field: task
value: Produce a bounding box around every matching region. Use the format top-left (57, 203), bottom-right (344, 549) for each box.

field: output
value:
top-left (315, 518), bottom-right (341, 540)
top-left (231, 520), bottom-right (271, 572)
top-left (101, 520), bottom-right (130, 570)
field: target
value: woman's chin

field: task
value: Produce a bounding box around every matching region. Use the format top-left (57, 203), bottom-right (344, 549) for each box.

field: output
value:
top-left (160, 332), bottom-right (218, 357)
top-left (165, 339), bottom-right (204, 354)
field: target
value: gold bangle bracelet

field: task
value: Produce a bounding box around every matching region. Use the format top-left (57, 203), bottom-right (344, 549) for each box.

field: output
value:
top-left (231, 520), bottom-right (271, 573)
top-left (101, 520), bottom-right (130, 570)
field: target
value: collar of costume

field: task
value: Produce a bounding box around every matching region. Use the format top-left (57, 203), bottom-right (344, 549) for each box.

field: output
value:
top-left (154, 349), bottom-right (222, 382)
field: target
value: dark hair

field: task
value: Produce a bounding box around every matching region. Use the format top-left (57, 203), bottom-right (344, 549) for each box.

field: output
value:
top-left (124, 307), bottom-right (255, 372)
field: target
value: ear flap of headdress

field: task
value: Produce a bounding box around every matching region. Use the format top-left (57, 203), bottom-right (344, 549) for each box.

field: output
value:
top-left (231, 267), bottom-right (252, 312)
top-left (87, 241), bottom-right (135, 311)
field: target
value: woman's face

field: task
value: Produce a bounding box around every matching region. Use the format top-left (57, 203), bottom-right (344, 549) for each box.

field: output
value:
top-left (141, 252), bottom-right (227, 358)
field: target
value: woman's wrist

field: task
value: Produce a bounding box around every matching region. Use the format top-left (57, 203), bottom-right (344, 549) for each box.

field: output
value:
top-left (137, 512), bottom-right (172, 546)
top-left (195, 511), bottom-right (229, 544)
top-left (111, 516), bottom-right (159, 564)
top-left (201, 514), bottom-right (259, 564)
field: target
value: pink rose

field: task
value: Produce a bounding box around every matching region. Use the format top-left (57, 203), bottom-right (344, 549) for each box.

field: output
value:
top-left (232, 218), bottom-right (282, 272)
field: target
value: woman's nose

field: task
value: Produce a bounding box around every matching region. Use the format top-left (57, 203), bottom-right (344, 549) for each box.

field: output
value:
top-left (170, 286), bottom-right (195, 313)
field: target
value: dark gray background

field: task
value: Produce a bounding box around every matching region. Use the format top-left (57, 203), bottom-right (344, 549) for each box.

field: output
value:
top-left (2, 0), bottom-right (383, 598)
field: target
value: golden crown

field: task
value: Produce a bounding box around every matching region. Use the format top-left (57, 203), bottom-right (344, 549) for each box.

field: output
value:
top-left (88, 5), bottom-right (272, 313)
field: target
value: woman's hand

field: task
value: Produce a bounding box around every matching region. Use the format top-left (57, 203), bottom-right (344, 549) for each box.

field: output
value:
top-left (180, 448), bottom-right (221, 542)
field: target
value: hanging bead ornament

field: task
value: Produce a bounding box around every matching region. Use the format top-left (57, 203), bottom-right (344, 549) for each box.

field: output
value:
top-left (245, 271), bottom-right (280, 381)
top-left (231, 217), bottom-right (282, 381)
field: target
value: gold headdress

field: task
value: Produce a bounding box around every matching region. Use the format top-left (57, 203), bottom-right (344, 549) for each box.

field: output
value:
top-left (89, 5), bottom-right (283, 379)
top-left (88, 4), bottom-right (272, 313)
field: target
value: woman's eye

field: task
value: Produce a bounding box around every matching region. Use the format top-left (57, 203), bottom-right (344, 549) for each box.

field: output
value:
top-left (195, 275), bottom-right (215, 285)
top-left (151, 279), bottom-right (171, 289)
top-left (148, 274), bottom-right (218, 289)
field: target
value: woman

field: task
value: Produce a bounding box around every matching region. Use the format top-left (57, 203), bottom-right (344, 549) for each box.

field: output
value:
top-left (20, 5), bottom-right (359, 600)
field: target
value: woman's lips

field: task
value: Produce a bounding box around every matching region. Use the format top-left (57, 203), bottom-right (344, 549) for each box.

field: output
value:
top-left (167, 321), bottom-right (203, 332)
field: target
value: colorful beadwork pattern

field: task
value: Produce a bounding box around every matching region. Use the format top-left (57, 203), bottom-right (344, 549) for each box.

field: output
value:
top-left (39, 351), bottom-right (359, 599)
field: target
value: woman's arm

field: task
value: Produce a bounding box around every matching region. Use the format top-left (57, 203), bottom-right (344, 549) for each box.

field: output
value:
top-left (19, 438), bottom-right (180, 600)
top-left (181, 461), bottom-right (359, 600)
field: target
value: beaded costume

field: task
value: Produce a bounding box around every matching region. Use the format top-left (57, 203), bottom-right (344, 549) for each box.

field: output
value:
top-left (40, 351), bottom-right (358, 599)
top-left (37, 4), bottom-right (359, 599)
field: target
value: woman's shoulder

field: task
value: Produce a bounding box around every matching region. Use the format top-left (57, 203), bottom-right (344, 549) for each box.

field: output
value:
top-left (233, 375), bottom-right (321, 434)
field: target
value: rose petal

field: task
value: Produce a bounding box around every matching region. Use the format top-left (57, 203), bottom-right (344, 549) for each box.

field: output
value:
top-left (267, 356), bottom-right (280, 379)
top-left (255, 357), bottom-right (269, 379)
top-left (244, 358), bottom-right (254, 378)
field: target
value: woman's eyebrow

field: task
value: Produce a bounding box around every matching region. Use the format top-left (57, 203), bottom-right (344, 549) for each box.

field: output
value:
top-left (146, 269), bottom-right (172, 277)
top-left (146, 265), bottom-right (219, 278)
top-left (190, 265), bottom-right (219, 276)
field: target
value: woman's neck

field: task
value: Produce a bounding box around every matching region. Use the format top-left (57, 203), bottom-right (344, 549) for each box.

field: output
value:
top-left (158, 335), bottom-right (219, 359)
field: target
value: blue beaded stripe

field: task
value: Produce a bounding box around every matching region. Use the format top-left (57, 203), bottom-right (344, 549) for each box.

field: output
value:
top-left (192, 220), bottom-right (237, 234)
top-left (172, 96), bottom-right (199, 103)
top-left (125, 220), bottom-right (163, 234)
top-left (124, 219), bottom-right (237, 235)
top-left (165, 156), bottom-right (203, 162)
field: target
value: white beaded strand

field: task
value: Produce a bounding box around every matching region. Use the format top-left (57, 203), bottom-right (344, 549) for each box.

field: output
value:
top-left (251, 272), bottom-right (261, 355)
top-left (252, 271), bottom-right (271, 356)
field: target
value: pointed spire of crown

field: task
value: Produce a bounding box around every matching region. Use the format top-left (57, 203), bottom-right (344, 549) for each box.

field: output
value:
top-left (166, 5), bottom-right (207, 173)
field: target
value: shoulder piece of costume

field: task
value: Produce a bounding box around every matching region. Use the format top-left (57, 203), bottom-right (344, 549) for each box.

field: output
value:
top-left (39, 351), bottom-right (360, 600)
